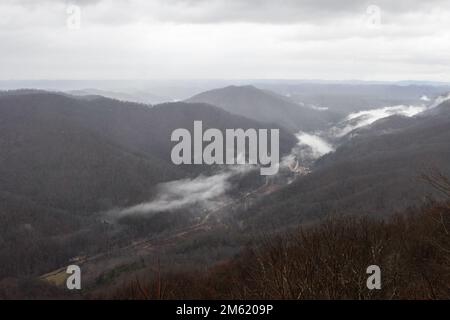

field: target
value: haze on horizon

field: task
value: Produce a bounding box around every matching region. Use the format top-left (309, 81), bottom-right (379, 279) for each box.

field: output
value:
top-left (1, 0), bottom-right (450, 82)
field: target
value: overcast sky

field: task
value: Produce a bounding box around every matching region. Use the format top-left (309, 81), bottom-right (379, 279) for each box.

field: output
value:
top-left (1, 0), bottom-right (450, 81)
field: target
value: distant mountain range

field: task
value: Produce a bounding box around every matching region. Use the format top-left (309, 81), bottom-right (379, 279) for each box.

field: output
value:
top-left (68, 88), bottom-right (170, 105)
top-left (2, 87), bottom-right (448, 224)
top-left (1, 85), bottom-right (450, 295)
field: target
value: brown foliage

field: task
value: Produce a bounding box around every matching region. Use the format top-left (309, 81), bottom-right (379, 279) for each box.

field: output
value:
top-left (106, 200), bottom-right (449, 300)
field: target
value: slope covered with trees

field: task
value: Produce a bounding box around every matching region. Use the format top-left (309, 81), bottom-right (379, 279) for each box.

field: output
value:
top-left (187, 85), bottom-right (338, 132)
top-left (0, 90), bottom-right (297, 281)
top-left (231, 100), bottom-right (450, 231)
top-left (107, 188), bottom-right (450, 299)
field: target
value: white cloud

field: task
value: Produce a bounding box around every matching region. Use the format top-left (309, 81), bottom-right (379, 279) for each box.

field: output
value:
top-left (114, 173), bottom-right (231, 217)
top-left (108, 165), bottom-right (255, 218)
top-left (429, 92), bottom-right (450, 109)
top-left (296, 132), bottom-right (334, 158)
top-left (288, 103), bottom-right (430, 163)
top-left (332, 104), bottom-right (427, 137)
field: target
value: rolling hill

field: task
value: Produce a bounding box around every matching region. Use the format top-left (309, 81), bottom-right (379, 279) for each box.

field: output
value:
top-left (0, 90), bottom-right (296, 214)
top-left (187, 85), bottom-right (337, 132)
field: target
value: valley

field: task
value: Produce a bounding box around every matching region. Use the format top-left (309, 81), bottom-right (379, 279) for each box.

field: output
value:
top-left (38, 174), bottom-right (289, 294)
top-left (3, 0), bottom-right (450, 303)
top-left (1, 83), bottom-right (450, 299)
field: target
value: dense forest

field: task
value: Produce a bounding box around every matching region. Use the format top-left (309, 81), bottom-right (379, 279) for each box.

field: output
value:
top-left (1, 87), bottom-right (450, 299)
top-left (0, 90), bottom-right (295, 282)
top-left (104, 174), bottom-right (450, 299)
top-left (3, 0), bottom-right (450, 303)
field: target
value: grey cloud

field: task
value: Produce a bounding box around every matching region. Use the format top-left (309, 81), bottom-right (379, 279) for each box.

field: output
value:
top-left (1, 0), bottom-right (449, 80)
top-left (119, 0), bottom-right (449, 25)
top-left (7, 0), bottom-right (103, 7)
top-left (5, 0), bottom-right (450, 25)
